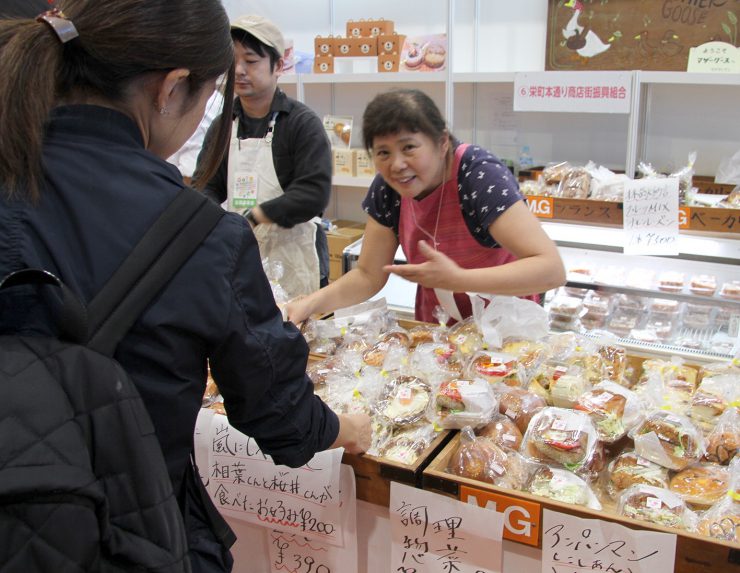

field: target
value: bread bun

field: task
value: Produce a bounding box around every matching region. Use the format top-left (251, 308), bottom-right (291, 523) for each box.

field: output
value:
top-left (608, 452), bottom-right (669, 497)
top-left (498, 387), bottom-right (546, 433)
top-left (409, 325), bottom-right (435, 347)
top-left (476, 414), bottom-right (523, 450)
top-left (619, 485), bottom-right (687, 529)
top-left (362, 341), bottom-right (388, 367)
top-left (705, 430), bottom-right (739, 465)
top-left (470, 353), bottom-right (518, 386)
top-left (669, 463), bottom-right (729, 507)
top-left (633, 411), bottom-right (703, 471)
top-left (527, 408), bottom-right (595, 467)
top-left (696, 506), bottom-right (740, 541)
top-left (379, 375), bottom-right (431, 426)
top-left (449, 431), bottom-right (531, 489)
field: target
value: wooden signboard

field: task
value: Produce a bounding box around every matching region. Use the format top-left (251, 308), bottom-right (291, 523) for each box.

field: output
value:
top-left (546, 0), bottom-right (740, 71)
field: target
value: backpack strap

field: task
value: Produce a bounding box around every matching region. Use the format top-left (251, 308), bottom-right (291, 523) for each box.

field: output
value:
top-left (87, 189), bottom-right (224, 356)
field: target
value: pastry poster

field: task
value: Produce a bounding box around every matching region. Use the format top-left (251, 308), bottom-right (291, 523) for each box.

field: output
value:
top-left (390, 482), bottom-right (504, 573)
top-left (401, 33), bottom-right (448, 71)
top-left (546, 0), bottom-right (740, 71)
top-left (323, 115), bottom-right (353, 149)
top-left (542, 509), bottom-right (676, 573)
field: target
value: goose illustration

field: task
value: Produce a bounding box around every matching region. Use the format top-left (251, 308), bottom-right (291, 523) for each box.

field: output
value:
top-left (562, 0), bottom-right (611, 58)
top-left (634, 29), bottom-right (683, 58)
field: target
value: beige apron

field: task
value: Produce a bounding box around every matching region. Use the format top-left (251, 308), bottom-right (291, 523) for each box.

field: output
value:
top-left (226, 114), bottom-right (320, 298)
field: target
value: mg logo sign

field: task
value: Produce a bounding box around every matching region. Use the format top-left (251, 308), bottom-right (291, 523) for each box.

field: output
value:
top-left (527, 196), bottom-right (553, 218)
top-left (460, 485), bottom-right (541, 546)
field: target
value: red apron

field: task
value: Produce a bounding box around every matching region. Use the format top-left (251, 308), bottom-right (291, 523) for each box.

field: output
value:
top-left (398, 143), bottom-right (532, 324)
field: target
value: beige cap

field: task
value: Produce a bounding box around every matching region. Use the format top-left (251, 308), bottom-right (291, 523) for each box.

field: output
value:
top-left (231, 14), bottom-right (286, 57)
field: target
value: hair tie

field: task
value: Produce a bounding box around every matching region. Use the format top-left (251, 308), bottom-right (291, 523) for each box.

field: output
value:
top-left (36, 8), bottom-right (79, 44)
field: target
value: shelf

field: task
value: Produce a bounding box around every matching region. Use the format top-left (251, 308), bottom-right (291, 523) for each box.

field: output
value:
top-left (452, 72), bottom-right (516, 84)
top-left (332, 175), bottom-right (375, 188)
top-left (299, 71), bottom-right (447, 84)
top-left (540, 221), bottom-right (740, 264)
top-left (277, 75), bottom-right (298, 85)
top-left (637, 71), bottom-right (740, 86)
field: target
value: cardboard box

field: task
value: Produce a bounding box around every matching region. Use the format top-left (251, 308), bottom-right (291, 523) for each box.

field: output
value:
top-left (365, 18), bottom-right (394, 37)
top-left (332, 148), bottom-right (354, 177)
top-left (378, 52), bottom-right (400, 72)
top-left (314, 35), bottom-right (335, 56)
top-left (377, 33), bottom-right (405, 55)
top-left (313, 54), bottom-right (334, 74)
top-left (326, 220), bottom-right (365, 281)
top-left (354, 149), bottom-right (376, 177)
top-left (334, 36), bottom-right (377, 57)
top-left (345, 19), bottom-right (366, 38)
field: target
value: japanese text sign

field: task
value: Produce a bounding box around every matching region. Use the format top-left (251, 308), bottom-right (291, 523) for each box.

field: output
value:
top-left (514, 72), bottom-right (631, 113)
top-left (542, 509), bottom-right (676, 573)
top-left (268, 464), bottom-right (358, 573)
top-left (623, 177), bottom-right (679, 256)
top-left (197, 411), bottom-right (344, 546)
top-left (688, 41), bottom-right (740, 73)
top-left (390, 482), bottom-right (504, 573)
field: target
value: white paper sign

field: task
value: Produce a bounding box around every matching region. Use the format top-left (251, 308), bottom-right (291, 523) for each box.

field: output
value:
top-left (268, 465), bottom-right (358, 573)
top-left (390, 482), bottom-right (504, 573)
top-left (687, 42), bottom-right (740, 73)
top-left (623, 178), bottom-right (680, 256)
top-left (514, 72), bottom-right (631, 113)
top-left (201, 412), bottom-right (344, 546)
top-left (542, 509), bottom-right (676, 573)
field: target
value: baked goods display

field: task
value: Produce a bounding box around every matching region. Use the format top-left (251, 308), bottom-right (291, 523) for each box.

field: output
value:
top-left (377, 375), bottom-right (431, 426)
top-left (574, 382), bottom-right (646, 443)
top-left (496, 386), bottom-right (547, 434)
top-left (522, 407), bottom-right (598, 469)
top-left (618, 484), bottom-right (691, 529)
top-left (476, 413), bottom-right (524, 450)
top-left (448, 427), bottom-right (532, 490)
top-left (669, 463), bottom-right (730, 507)
top-left (605, 451), bottom-right (670, 499)
top-left (528, 466), bottom-right (601, 509)
top-left (632, 411), bottom-right (704, 471)
top-left (432, 378), bottom-right (497, 429)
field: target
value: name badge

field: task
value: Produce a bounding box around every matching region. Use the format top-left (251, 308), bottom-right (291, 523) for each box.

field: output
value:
top-left (231, 172), bottom-right (258, 210)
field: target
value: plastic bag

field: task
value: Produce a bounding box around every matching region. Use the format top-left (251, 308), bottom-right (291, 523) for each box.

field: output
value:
top-left (716, 148), bottom-right (740, 185)
top-left (430, 378), bottom-right (497, 430)
top-left (469, 294), bottom-right (549, 350)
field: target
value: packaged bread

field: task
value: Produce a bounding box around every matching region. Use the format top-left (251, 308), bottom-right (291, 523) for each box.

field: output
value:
top-left (496, 386), bottom-right (547, 434)
top-left (689, 274), bottom-right (717, 296)
top-left (631, 411), bottom-right (704, 471)
top-left (618, 484), bottom-right (693, 530)
top-left (574, 381), bottom-right (646, 443)
top-left (432, 378), bottom-right (497, 429)
top-left (522, 407), bottom-right (598, 470)
top-left (528, 466), bottom-right (602, 509)
top-left (379, 329), bottom-right (411, 348)
top-left (719, 280), bottom-right (740, 300)
top-left (408, 325), bottom-right (438, 347)
top-left (704, 408), bottom-right (740, 465)
top-left (408, 341), bottom-right (464, 383)
top-left (500, 338), bottom-right (548, 385)
top-left (690, 374), bottom-right (739, 433)
top-left (448, 427), bottom-right (533, 490)
top-left (657, 271), bottom-right (685, 293)
top-left (447, 317), bottom-right (484, 355)
top-left (466, 351), bottom-right (520, 386)
top-left (476, 413), bottom-right (524, 450)
top-left (606, 451), bottom-right (670, 499)
top-left (376, 375), bottom-right (431, 426)
top-left (695, 496), bottom-right (740, 542)
top-left (381, 424), bottom-right (436, 465)
top-left (669, 463), bottom-right (730, 508)
top-left (549, 369), bottom-right (590, 409)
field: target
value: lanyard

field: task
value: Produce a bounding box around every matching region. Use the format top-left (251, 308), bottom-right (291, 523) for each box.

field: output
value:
top-left (237, 111), bottom-right (279, 150)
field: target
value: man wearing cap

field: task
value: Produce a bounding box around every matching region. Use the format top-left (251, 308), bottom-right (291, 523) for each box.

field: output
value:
top-left (197, 14), bottom-right (331, 297)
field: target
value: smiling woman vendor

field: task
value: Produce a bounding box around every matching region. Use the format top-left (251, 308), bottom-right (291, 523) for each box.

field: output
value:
top-left (288, 88), bottom-right (565, 325)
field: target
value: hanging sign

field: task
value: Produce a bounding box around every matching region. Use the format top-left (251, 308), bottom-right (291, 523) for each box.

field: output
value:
top-left (514, 71), bottom-right (631, 113)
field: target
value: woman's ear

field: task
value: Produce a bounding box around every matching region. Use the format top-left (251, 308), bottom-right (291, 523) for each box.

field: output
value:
top-left (439, 131), bottom-right (450, 154)
top-left (155, 68), bottom-right (190, 114)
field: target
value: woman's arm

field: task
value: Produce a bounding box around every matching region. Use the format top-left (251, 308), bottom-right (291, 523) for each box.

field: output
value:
top-left (286, 217), bottom-right (399, 324)
top-left (385, 201), bottom-right (565, 296)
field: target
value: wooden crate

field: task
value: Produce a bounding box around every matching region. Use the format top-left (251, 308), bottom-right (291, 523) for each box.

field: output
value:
top-left (424, 434), bottom-right (740, 573)
top-left (342, 429), bottom-right (454, 507)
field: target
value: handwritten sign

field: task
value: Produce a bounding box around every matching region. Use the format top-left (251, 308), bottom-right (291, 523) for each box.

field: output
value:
top-left (514, 72), bottom-right (631, 113)
top-left (269, 465), bottom-right (358, 573)
top-left (542, 509), bottom-right (676, 573)
top-left (390, 482), bottom-right (504, 573)
top-left (623, 177), bottom-right (679, 256)
top-left (688, 41), bottom-right (740, 73)
top-left (198, 411), bottom-right (344, 546)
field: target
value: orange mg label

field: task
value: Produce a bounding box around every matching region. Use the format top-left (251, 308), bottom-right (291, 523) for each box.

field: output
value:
top-left (527, 196), bottom-right (554, 218)
top-left (678, 206), bottom-right (690, 230)
top-left (460, 485), bottom-right (541, 547)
